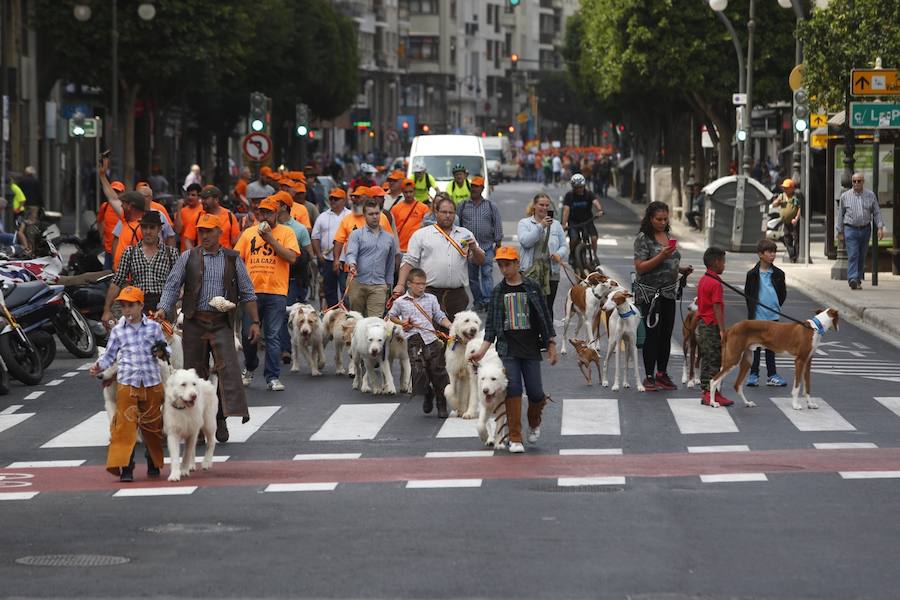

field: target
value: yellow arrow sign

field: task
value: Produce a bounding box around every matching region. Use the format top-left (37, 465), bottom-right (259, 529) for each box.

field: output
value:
top-left (851, 69), bottom-right (900, 96)
top-left (810, 113), bottom-right (828, 128)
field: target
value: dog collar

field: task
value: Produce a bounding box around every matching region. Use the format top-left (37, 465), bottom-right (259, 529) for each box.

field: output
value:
top-left (619, 308), bottom-right (636, 319)
top-left (809, 316), bottom-right (826, 335)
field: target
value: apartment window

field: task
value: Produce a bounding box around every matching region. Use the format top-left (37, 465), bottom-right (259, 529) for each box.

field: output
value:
top-left (494, 5), bottom-right (501, 33)
top-left (409, 0), bottom-right (439, 14)
top-left (450, 36), bottom-right (457, 65)
top-left (486, 39), bottom-right (493, 61)
top-left (408, 36), bottom-right (440, 61)
top-left (504, 32), bottom-right (512, 56)
top-left (450, 0), bottom-right (456, 19)
top-left (486, 3), bottom-right (494, 24)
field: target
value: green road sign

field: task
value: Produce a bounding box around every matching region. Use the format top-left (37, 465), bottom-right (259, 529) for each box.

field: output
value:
top-left (849, 102), bottom-right (900, 129)
top-left (69, 117), bottom-right (100, 138)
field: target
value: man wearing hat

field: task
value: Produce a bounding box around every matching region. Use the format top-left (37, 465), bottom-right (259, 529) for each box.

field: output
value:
top-left (103, 210), bottom-right (180, 328)
top-left (234, 195), bottom-right (300, 391)
top-left (157, 213), bottom-right (260, 443)
top-left (286, 170), bottom-right (320, 225)
top-left (447, 163), bottom-right (471, 205)
top-left (412, 161), bottom-right (438, 203)
top-left (771, 178), bottom-right (802, 263)
top-left (197, 185), bottom-right (240, 249)
top-left (312, 188), bottom-right (351, 307)
top-left (458, 176), bottom-right (503, 310)
top-left (384, 169), bottom-right (405, 210)
top-left (278, 173), bottom-right (313, 230)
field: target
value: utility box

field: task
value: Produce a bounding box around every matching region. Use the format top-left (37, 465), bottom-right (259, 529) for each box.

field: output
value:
top-left (702, 175), bottom-right (772, 253)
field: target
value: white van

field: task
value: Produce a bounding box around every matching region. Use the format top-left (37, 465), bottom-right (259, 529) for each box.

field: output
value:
top-left (407, 134), bottom-right (488, 199)
top-left (481, 136), bottom-right (509, 182)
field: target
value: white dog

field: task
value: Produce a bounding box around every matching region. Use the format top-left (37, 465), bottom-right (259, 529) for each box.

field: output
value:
top-left (602, 291), bottom-right (645, 392)
top-left (323, 309), bottom-right (363, 376)
top-left (383, 320), bottom-right (412, 394)
top-left (443, 310), bottom-right (483, 419)
top-left (351, 317), bottom-right (396, 394)
top-left (472, 344), bottom-right (508, 450)
top-left (287, 303), bottom-right (326, 376)
top-left (163, 368), bottom-right (218, 482)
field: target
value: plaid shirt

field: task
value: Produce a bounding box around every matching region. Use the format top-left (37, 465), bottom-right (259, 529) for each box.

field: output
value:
top-left (158, 247), bottom-right (256, 314)
top-left (387, 292), bottom-right (447, 344)
top-left (96, 316), bottom-right (169, 387)
top-left (457, 198), bottom-right (503, 249)
top-left (112, 242), bottom-right (180, 294)
top-left (483, 276), bottom-right (555, 358)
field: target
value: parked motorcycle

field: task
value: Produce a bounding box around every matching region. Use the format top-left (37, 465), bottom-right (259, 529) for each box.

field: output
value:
top-left (0, 283), bottom-right (44, 385)
top-left (58, 271), bottom-right (112, 347)
top-left (0, 353), bottom-right (10, 395)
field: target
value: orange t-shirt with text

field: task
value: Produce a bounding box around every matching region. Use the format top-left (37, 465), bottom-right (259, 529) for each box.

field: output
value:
top-left (390, 201), bottom-right (428, 252)
top-left (234, 223), bottom-right (301, 296)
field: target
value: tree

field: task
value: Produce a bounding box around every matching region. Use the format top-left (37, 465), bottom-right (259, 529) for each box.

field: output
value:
top-left (799, 0), bottom-right (900, 111)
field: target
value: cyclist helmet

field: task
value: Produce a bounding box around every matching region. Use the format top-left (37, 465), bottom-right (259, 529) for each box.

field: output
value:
top-left (452, 163), bottom-right (467, 174)
top-left (412, 161), bottom-right (427, 173)
top-left (571, 174), bottom-right (586, 187)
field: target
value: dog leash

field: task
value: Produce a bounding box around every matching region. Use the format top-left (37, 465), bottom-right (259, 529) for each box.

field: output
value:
top-left (322, 272), bottom-right (355, 315)
top-left (700, 272), bottom-right (813, 329)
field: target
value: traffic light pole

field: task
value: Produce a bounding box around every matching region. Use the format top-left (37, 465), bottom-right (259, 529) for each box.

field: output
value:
top-left (74, 138), bottom-right (82, 237)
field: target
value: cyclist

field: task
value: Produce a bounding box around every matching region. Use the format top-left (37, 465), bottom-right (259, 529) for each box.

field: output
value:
top-left (412, 161), bottom-right (439, 203)
top-left (447, 163), bottom-right (471, 205)
top-left (561, 173), bottom-right (604, 263)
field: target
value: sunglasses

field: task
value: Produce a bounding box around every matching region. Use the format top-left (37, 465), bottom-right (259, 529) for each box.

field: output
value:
top-left (852, 179), bottom-right (863, 183)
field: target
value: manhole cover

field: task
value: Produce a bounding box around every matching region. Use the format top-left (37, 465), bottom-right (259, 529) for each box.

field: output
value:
top-left (142, 523), bottom-right (249, 534)
top-left (15, 554), bottom-right (130, 567)
top-left (532, 483), bottom-right (625, 493)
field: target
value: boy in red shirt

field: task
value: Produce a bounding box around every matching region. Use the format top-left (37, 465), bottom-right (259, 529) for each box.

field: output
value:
top-left (696, 246), bottom-right (733, 407)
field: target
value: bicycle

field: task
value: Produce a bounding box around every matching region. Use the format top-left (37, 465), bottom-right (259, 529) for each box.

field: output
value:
top-left (567, 219), bottom-right (600, 279)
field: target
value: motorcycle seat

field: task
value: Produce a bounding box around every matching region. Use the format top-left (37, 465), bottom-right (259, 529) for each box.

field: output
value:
top-left (3, 281), bottom-right (49, 309)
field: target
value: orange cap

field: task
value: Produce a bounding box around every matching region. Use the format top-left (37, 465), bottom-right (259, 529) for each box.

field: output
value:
top-left (259, 196), bottom-right (281, 212)
top-left (115, 286), bottom-right (144, 304)
top-left (329, 188), bottom-right (347, 200)
top-left (387, 169), bottom-right (404, 181)
top-left (286, 170), bottom-right (306, 182)
top-left (196, 213), bottom-right (221, 230)
top-left (471, 176), bottom-right (485, 187)
top-left (110, 181), bottom-right (126, 193)
top-left (272, 190), bottom-right (293, 208)
top-left (136, 181), bottom-right (150, 190)
top-left (368, 186), bottom-right (386, 198)
top-left (401, 178), bottom-right (415, 188)
top-left (494, 246), bottom-right (519, 261)
top-left (781, 178), bottom-right (795, 188)
top-left (352, 186), bottom-right (370, 197)
top-left (260, 166), bottom-right (274, 177)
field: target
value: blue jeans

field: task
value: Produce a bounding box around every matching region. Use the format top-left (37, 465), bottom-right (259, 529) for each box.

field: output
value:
top-left (502, 356), bottom-right (545, 402)
top-left (320, 260), bottom-right (346, 308)
top-left (243, 292), bottom-right (287, 383)
top-left (280, 279), bottom-right (304, 354)
top-left (468, 246), bottom-right (494, 306)
top-left (844, 225), bottom-right (870, 283)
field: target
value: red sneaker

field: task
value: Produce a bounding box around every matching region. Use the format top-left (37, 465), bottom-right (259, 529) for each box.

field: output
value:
top-left (701, 391), bottom-right (711, 406)
top-left (642, 377), bottom-right (658, 392)
top-left (714, 391), bottom-right (734, 407)
top-left (654, 372), bottom-right (677, 391)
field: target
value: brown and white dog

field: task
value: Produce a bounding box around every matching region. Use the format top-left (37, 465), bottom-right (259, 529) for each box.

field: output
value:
top-left (681, 298), bottom-right (701, 388)
top-left (560, 271), bottom-right (619, 354)
top-left (569, 338), bottom-right (603, 385)
top-left (322, 308), bottom-right (364, 376)
top-left (709, 308), bottom-right (840, 409)
top-left (601, 291), bottom-right (645, 392)
top-left (287, 303), bottom-right (326, 376)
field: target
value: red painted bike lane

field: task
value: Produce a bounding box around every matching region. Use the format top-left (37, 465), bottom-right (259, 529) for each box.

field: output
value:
top-left (2, 447), bottom-right (900, 496)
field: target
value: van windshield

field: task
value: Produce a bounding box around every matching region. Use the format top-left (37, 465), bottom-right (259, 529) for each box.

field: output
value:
top-left (484, 149), bottom-right (503, 162)
top-left (417, 156), bottom-right (484, 180)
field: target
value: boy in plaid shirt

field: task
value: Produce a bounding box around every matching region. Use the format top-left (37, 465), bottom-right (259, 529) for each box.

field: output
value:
top-left (90, 286), bottom-right (169, 482)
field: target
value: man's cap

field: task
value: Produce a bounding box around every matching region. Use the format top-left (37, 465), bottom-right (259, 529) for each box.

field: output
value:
top-left (116, 286), bottom-right (144, 304)
top-left (368, 186), bottom-right (386, 198)
top-left (286, 170), bottom-right (306, 182)
top-left (329, 188), bottom-right (347, 200)
top-left (272, 190), bottom-right (293, 208)
top-left (495, 246), bottom-right (519, 262)
top-left (196, 213), bottom-right (221, 230)
top-left (781, 178), bottom-right (795, 189)
top-left (110, 180), bottom-right (126, 193)
top-left (246, 184), bottom-right (274, 200)
top-left (471, 176), bottom-right (485, 187)
top-left (136, 181), bottom-right (150, 190)
top-left (282, 179), bottom-right (306, 193)
top-left (139, 211), bottom-right (163, 227)
top-left (352, 186), bottom-right (370, 197)
top-left (387, 169), bottom-right (404, 181)
top-left (119, 191), bottom-right (146, 211)
top-left (200, 185), bottom-right (222, 198)
top-left (258, 196), bottom-right (280, 212)
top-left (401, 178), bottom-right (415, 188)
top-left (260, 166), bottom-right (274, 177)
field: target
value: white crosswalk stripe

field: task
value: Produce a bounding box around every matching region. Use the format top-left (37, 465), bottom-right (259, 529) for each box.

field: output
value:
top-left (668, 398), bottom-right (738, 434)
top-left (561, 399), bottom-right (620, 436)
top-left (771, 398), bottom-right (855, 431)
top-left (310, 403), bottom-right (399, 441)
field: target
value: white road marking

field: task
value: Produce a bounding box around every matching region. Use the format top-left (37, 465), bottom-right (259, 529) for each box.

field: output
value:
top-left (0, 492), bottom-right (39, 500)
top-left (0, 410), bottom-right (36, 434)
top-left (406, 479), bottom-right (482, 489)
top-left (687, 445), bottom-right (750, 453)
top-left (310, 403), bottom-right (399, 441)
top-left (7, 460), bottom-right (86, 468)
top-left (558, 476), bottom-right (625, 486)
top-left (41, 411), bottom-right (109, 448)
top-left (559, 448), bottom-right (623, 455)
top-left (838, 471), bottom-right (900, 480)
top-left (771, 398), bottom-right (855, 431)
top-left (225, 406), bottom-right (281, 443)
top-left (0, 405), bottom-right (23, 415)
top-left (45, 379), bottom-right (65, 387)
top-left (596, 239), bottom-right (618, 246)
top-left (436, 417), bottom-right (479, 438)
top-left (23, 391), bottom-right (44, 400)
top-left (561, 399), bottom-right (620, 436)
top-left (874, 397), bottom-right (900, 419)
top-left (78, 362), bottom-right (94, 371)
top-left (813, 442), bottom-right (878, 450)
top-left (293, 453), bottom-right (362, 461)
top-left (264, 482), bottom-right (338, 492)
top-left (63, 372), bottom-right (79, 378)
top-left (667, 398), bottom-right (739, 434)
top-left (425, 450), bottom-right (494, 458)
top-left (700, 473), bottom-right (767, 483)
top-left (114, 486), bottom-right (197, 497)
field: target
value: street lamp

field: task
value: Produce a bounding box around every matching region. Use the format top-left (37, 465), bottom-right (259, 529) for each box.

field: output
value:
top-left (704, 0), bottom-right (745, 174)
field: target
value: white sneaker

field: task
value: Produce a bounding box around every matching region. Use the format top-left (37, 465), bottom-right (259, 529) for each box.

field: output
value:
top-left (508, 442), bottom-right (525, 454)
top-left (527, 427), bottom-right (541, 443)
top-left (241, 369), bottom-right (253, 386)
top-left (267, 379), bottom-right (285, 391)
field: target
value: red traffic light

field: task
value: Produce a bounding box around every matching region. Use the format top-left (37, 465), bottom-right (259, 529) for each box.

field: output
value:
top-left (508, 125), bottom-right (515, 133)
top-left (511, 53), bottom-right (519, 63)
top-left (617, 124), bottom-right (625, 133)
top-left (422, 124), bottom-right (430, 133)
top-left (401, 121), bottom-right (409, 129)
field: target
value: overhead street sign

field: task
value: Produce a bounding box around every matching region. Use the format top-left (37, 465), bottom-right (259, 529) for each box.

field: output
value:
top-left (810, 113), bottom-right (828, 128)
top-left (849, 102), bottom-right (900, 129)
top-left (851, 69), bottom-right (899, 96)
top-left (242, 132), bottom-right (272, 161)
top-left (68, 117), bottom-right (100, 138)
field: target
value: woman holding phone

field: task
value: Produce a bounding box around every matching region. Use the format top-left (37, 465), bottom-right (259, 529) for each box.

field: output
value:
top-left (518, 193), bottom-right (568, 318)
top-left (633, 201), bottom-right (693, 392)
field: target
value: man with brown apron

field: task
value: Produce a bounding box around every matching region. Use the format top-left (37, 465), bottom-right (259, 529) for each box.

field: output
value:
top-left (157, 213), bottom-right (260, 443)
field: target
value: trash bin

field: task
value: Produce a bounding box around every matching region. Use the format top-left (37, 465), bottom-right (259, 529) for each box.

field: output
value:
top-left (702, 175), bottom-right (772, 253)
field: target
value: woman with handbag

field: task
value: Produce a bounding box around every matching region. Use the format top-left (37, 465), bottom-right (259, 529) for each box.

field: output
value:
top-left (518, 193), bottom-right (568, 318)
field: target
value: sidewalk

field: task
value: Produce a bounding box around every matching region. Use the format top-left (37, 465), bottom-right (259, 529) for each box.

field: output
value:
top-left (609, 193), bottom-right (900, 346)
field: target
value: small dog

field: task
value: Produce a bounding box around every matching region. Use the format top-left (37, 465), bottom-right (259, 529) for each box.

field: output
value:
top-left (444, 310), bottom-right (483, 419)
top-left (474, 354), bottom-right (508, 450)
top-left (602, 291), bottom-right (645, 392)
top-left (569, 338), bottom-right (603, 385)
top-left (351, 316), bottom-right (396, 394)
top-left (681, 299), bottom-right (701, 388)
top-left (287, 303), bottom-right (326, 376)
top-left (383, 319), bottom-right (412, 394)
top-left (163, 368), bottom-right (218, 482)
top-left (322, 309), bottom-right (363, 376)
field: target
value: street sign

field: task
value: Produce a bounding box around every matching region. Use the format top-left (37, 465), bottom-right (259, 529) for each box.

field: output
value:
top-left (851, 69), bottom-right (899, 96)
top-left (732, 93), bottom-right (747, 106)
top-left (242, 132), bottom-right (272, 161)
top-left (68, 117), bottom-right (100, 138)
top-left (849, 102), bottom-right (900, 129)
top-left (810, 113), bottom-right (828, 128)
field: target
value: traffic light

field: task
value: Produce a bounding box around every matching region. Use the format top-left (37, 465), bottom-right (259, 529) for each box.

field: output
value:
top-left (509, 0), bottom-right (521, 6)
top-left (793, 88), bottom-right (810, 132)
top-left (510, 53), bottom-right (519, 69)
top-left (508, 125), bottom-right (515, 134)
top-left (71, 113), bottom-right (86, 137)
top-left (421, 124), bottom-right (430, 134)
top-left (249, 91), bottom-right (268, 133)
top-left (295, 103), bottom-right (310, 137)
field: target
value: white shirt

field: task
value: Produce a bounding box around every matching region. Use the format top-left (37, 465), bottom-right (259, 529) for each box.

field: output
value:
top-left (383, 192), bottom-right (402, 211)
top-left (402, 224), bottom-right (480, 288)
top-left (183, 171), bottom-right (201, 191)
top-left (311, 207), bottom-right (351, 259)
top-left (552, 156), bottom-right (562, 173)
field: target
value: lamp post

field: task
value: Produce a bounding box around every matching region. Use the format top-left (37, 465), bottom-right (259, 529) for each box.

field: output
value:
top-left (704, 0), bottom-right (745, 174)
top-left (74, 1), bottom-right (156, 179)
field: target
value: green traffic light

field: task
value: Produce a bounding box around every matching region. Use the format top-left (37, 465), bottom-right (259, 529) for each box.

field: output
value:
top-left (251, 119), bottom-right (265, 132)
top-left (510, 0), bottom-right (520, 5)
top-left (296, 125), bottom-right (309, 137)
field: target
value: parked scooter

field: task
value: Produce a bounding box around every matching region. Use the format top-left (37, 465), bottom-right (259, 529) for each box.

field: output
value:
top-left (0, 282), bottom-right (44, 385)
top-left (58, 271), bottom-right (112, 347)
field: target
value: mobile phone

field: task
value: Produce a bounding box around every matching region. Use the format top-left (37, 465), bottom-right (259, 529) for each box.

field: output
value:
top-left (100, 149), bottom-right (111, 159)
top-left (547, 209), bottom-right (554, 218)
top-left (668, 239), bottom-right (677, 249)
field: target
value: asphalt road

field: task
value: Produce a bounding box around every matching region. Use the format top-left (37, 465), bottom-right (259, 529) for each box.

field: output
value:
top-left (2, 181), bottom-right (899, 599)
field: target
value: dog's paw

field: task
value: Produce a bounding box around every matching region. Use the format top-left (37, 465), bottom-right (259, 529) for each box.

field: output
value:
top-left (290, 365), bottom-right (300, 373)
top-left (560, 347), bottom-right (567, 355)
top-left (710, 401), bottom-right (720, 408)
top-left (686, 380), bottom-right (696, 389)
top-left (623, 381), bottom-right (631, 389)
top-left (744, 399), bottom-right (757, 408)
top-left (681, 374), bottom-right (688, 384)
top-left (611, 384), bottom-right (620, 392)
top-left (792, 401), bottom-right (803, 411)
top-left (201, 460), bottom-right (212, 470)
top-left (336, 367), bottom-right (346, 375)
top-left (602, 379), bottom-right (609, 388)
top-left (167, 471), bottom-right (181, 482)
top-left (806, 399), bottom-right (819, 409)
top-left (311, 369), bottom-right (322, 377)
top-left (461, 410), bottom-right (477, 420)
top-left (637, 384), bottom-right (646, 392)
